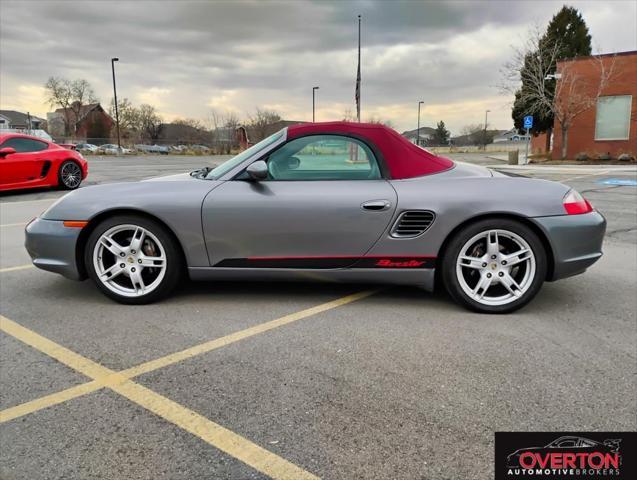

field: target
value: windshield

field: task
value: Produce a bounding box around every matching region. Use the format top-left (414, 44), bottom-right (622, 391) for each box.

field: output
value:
top-left (204, 129), bottom-right (285, 180)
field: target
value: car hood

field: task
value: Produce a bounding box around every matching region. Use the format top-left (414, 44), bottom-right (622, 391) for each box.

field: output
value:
top-left (41, 178), bottom-right (222, 221)
top-left (142, 172), bottom-right (197, 182)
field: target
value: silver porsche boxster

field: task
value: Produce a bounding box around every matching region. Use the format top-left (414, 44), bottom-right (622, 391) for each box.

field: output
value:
top-left (25, 122), bottom-right (606, 313)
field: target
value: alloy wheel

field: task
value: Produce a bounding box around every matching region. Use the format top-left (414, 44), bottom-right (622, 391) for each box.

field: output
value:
top-left (92, 224), bottom-right (167, 298)
top-left (61, 162), bottom-right (82, 188)
top-left (455, 229), bottom-right (536, 306)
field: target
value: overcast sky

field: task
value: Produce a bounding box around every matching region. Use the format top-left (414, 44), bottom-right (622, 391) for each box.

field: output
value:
top-left (1, 0), bottom-right (635, 134)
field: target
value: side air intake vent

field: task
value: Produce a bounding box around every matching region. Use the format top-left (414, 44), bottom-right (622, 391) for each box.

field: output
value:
top-left (390, 210), bottom-right (435, 238)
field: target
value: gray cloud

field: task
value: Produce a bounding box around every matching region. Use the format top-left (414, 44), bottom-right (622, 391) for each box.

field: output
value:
top-left (1, 0), bottom-right (635, 133)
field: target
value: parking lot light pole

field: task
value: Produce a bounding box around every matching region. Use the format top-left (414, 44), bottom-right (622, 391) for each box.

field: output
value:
top-left (483, 109), bottom-right (490, 150)
top-left (312, 86), bottom-right (319, 122)
top-left (417, 101), bottom-right (424, 146)
top-left (111, 57), bottom-right (121, 152)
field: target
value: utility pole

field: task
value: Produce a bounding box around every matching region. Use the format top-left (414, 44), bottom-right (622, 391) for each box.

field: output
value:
top-left (483, 109), bottom-right (490, 150)
top-left (417, 101), bottom-right (424, 146)
top-left (355, 14), bottom-right (361, 122)
top-left (111, 57), bottom-right (121, 152)
top-left (312, 86), bottom-right (319, 122)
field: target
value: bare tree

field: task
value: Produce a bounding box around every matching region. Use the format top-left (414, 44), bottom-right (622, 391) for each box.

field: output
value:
top-left (138, 104), bottom-right (163, 141)
top-left (341, 109), bottom-right (355, 122)
top-left (109, 97), bottom-right (140, 140)
top-left (44, 77), bottom-right (97, 137)
top-left (366, 116), bottom-right (395, 128)
top-left (502, 28), bottom-right (615, 158)
top-left (173, 118), bottom-right (204, 129)
top-left (247, 108), bottom-right (281, 142)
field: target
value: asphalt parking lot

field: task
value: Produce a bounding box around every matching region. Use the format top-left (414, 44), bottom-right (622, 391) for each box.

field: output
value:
top-left (1, 154), bottom-right (636, 479)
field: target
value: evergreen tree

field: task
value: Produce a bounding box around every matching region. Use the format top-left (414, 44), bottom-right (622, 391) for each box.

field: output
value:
top-left (512, 5), bottom-right (592, 134)
top-left (433, 121), bottom-right (450, 146)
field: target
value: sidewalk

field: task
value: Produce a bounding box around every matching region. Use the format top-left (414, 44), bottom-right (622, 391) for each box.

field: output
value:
top-left (487, 155), bottom-right (637, 174)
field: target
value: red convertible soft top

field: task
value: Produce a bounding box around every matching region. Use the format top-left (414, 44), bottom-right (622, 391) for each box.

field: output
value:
top-left (287, 121), bottom-right (454, 179)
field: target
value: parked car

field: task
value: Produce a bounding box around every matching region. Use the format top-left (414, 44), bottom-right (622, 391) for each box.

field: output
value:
top-left (135, 144), bottom-right (169, 154)
top-left (97, 144), bottom-right (132, 154)
top-left (0, 132), bottom-right (88, 191)
top-left (190, 144), bottom-right (211, 153)
top-left (24, 122), bottom-right (605, 312)
top-left (76, 143), bottom-right (98, 153)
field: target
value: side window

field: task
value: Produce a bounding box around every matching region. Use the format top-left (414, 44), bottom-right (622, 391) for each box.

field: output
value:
top-left (266, 135), bottom-right (381, 181)
top-left (1, 138), bottom-right (48, 153)
top-left (556, 439), bottom-right (577, 447)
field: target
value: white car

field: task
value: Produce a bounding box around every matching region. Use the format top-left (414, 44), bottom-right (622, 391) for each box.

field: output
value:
top-left (98, 144), bottom-right (132, 154)
top-left (76, 143), bottom-right (98, 153)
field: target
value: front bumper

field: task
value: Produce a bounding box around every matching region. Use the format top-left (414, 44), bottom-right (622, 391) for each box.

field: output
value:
top-left (532, 211), bottom-right (606, 281)
top-left (25, 218), bottom-right (84, 280)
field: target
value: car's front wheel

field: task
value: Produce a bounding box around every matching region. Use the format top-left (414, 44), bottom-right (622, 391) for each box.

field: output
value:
top-left (442, 219), bottom-right (547, 313)
top-left (85, 215), bottom-right (182, 304)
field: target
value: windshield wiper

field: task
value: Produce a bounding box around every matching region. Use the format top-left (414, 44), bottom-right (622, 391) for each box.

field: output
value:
top-left (190, 166), bottom-right (213, 179)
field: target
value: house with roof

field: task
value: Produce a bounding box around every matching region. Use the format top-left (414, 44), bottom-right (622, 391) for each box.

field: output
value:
top-left (0, 110), bottom-right (46, 131)
top-left (493, 128), bottom-right (530, 143)
top-left (46, 102), bottom-right (114, 141)
top-left (401, 127), bottom-right (436, 146)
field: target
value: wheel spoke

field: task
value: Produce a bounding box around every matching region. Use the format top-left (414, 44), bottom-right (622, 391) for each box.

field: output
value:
top-left (138, 254), bottom-right (165, 268)
top-left (502, 248), bottom-right (531, 267)
top-left (100, 263), bottom-right (124, 280)
top-left (129, 269), bottom-right (146, 295)
top-left (129, 227), bottom-right (146, 253)
top-left (472, 274), bottom-right (492, 300)
top-left (486, 230), bottom-right (500, 256)
top-left (100, 235), bottom-right (126, 257)
top-left (459, 255), bottom-right (485, 270)
top-left (499, 273), bottom-right (522, 297)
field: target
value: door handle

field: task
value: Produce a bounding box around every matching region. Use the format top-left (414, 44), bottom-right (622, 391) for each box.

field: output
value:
top-left (361, 200), bottom-right (391, 211)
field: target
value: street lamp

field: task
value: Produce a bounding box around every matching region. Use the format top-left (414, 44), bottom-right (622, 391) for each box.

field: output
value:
top-left (312, 86), bottom-right (319, 122)
top-left (483, 109), bottom-right (491, 150)
top-left (111, 57), bottom-right (121, 152)
top-left (417, 101), bottom-right (424, 146)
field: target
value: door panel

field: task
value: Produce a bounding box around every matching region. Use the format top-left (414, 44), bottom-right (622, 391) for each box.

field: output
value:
top-left (202, 180), bottom-right (397, 266)
top-left (5, 152), bottom-right (45, 183)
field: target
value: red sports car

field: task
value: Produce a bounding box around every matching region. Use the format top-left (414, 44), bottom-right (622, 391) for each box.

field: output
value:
top-left (0, 133), bottom-right (88, 192)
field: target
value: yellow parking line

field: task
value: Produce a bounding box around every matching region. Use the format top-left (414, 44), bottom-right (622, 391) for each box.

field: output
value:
top-left (0, 222), bottom-right (26, 228)
top-left (0, 315), bottom-right (319, 480)
top-left (0, 264), bottom-right (34, 273)
top-left (0, 290), bottom-right (376, 422)
top-left (122, 289), bottom-right (377, 378)
top-left (0, 382), bottom-right (102, 423)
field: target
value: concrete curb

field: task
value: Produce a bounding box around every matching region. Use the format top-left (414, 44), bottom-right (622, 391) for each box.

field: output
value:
top-left (488, 164), bottom-right (637, 174)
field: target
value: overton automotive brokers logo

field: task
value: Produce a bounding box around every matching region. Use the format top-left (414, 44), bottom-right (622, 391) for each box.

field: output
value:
top-left (495, 432), bottom-right (636, 480)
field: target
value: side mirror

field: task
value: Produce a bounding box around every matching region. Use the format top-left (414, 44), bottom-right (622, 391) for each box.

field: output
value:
top-left (0, 147), bottom-right (16, 157)
top-left (246, 160), bottom-right (268, 181)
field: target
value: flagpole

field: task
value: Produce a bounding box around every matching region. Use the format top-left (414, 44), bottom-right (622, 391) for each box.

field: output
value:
top-left (357, 14), bottom-right (361, 122)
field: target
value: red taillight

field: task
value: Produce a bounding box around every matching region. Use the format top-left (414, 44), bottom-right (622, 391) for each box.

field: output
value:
top-left (563, 190), bottom-right (593, 215)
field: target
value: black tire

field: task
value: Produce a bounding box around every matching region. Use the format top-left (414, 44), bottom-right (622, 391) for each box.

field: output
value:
top-left (58, 160), bottom-right (83, 190)
top-left (441, 218), bottom-right (547, 314)
top-left (84, 215), bottom-right (182, 305)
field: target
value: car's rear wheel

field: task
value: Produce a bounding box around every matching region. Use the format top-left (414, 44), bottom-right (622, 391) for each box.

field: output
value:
top-left (58, 160), bottom-right (83, 190)
top-left (85, 215), bottom-right (182, 304)
top-left (441, 219), bottom-right (547, 313)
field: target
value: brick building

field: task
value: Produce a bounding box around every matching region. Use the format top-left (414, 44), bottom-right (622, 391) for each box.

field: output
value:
top-left (532, 51), bottom-right (636, 159)
top-left (47, 102), bottom-right (114, 142)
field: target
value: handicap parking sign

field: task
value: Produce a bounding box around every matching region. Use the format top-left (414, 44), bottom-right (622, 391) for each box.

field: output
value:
top-left (523, 115), bottom-right (533, 129)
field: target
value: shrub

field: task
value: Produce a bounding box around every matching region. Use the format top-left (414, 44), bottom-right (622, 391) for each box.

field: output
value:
top-left (596, 152), bottom-right (612, 161)
top-left (575, 152), bottom-right (589, 161)
top-left (618, 153), bottom-right (635, 162)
